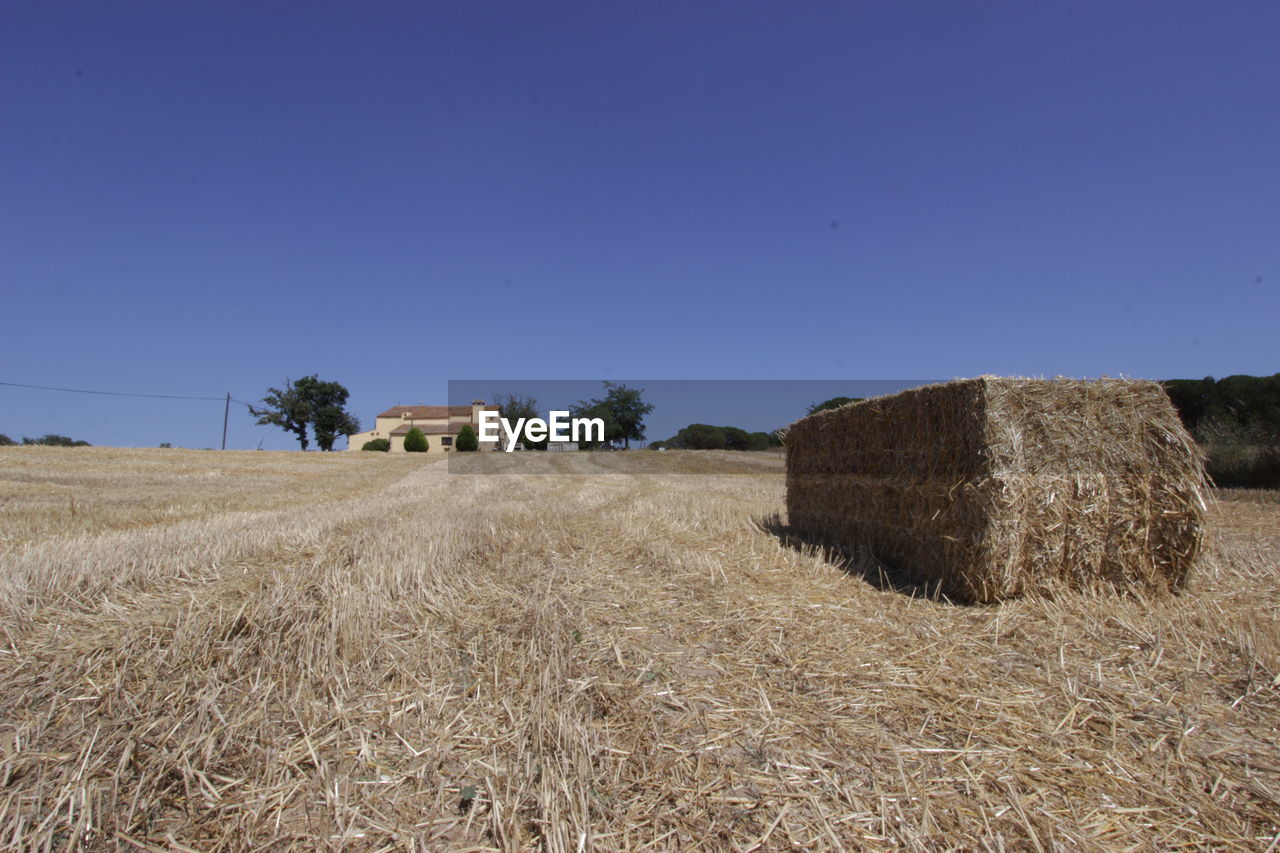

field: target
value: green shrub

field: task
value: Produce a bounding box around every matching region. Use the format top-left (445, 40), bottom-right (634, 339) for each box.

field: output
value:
top-left (0, 434), bottom-right (14, 446)
top-left (403, 427), bottom-right (428, 453)
top-left (455, 425), bottom-right (478, 452)
top-left (361, 438), bottom-right (391, 452)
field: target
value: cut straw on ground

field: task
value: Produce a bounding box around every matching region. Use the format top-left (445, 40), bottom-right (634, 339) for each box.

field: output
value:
top-left (0, 446), bottom-right (1276, 849)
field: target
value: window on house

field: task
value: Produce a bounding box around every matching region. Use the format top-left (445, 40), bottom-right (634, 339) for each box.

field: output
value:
top-left (441, 437), bottom-right (453, 446)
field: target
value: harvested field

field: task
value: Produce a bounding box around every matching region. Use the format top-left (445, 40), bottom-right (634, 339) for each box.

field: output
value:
top-left (1, 446), bottom-right (1278, 850)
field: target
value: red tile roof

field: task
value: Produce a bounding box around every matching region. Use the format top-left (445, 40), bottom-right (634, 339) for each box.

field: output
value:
top-left (390, 423), bottom-right (460, 436)
top-left (377, 404), bottom-right (500, 419)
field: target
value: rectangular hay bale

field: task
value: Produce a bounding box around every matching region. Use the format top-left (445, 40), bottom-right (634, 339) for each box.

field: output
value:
top-left (785, 377), bottom-right (1208, 603)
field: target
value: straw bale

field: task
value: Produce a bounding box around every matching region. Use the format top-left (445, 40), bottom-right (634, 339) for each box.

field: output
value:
top-left (786, 377), bottom-right (1208, 602)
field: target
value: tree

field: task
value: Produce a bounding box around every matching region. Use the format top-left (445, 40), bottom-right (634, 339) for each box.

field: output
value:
top-left (312, 391), bottom-right (361, 452)
top-left (250, 375), bottom-right (361, 451)
top-left (721, 426), bottom-right (752, 451)
top-left (572, 382), bottom-right (654, 449)
top-left (494, 393), bottom-right (546, 450)
top-left (455, 424), bottom-right (479, 452)
top-left (1163, 378), bottom-right (1214, 434)
top-left (0, 434), bottom-right (13, 446)
top-left (806, 396), bottom-right (864, 416)
top-left (361, 438), bottom-right (391, 452)
top-left (672, 424), bottom-right (727, 450)
top-left (570, 400), bottom-right (622, 449)
top-left (495, 394), bottom-right (539, 424)
top-left (250, 378), bottom-right (313, 450)
top-left (603, 382), bottom-right (654, 449)
top-left (403, 427), bottom-right (428, 453)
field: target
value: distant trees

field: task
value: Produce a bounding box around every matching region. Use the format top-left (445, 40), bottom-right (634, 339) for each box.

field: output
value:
top-left (495, 394), bottom-right (539, 424)
top-left (403, 427), bottom-right (428, 453)
top-left (749, 431), bottom-right (781, 451)
top-left (1163, 375), bottom-right (1280, 442)
top-left (250, 375), bottom-right (361, 451)
top-left (671, 424), bottom-right (727, 450)
top-left (22, 434), bottom-right (91, 447)
top-left (658, 424), bottom-right (782, 451)
top-left (0, 432), bottom-right (91, 446)
top-left (1164, 374), bottom-right (1280, 489)
top-left (806, 396), bottom-right (864, 416)
top-left (720, 427), bottom-right (755, 451)
top-left (494, 394), bottom-right (547, 450)
top-left (1201, 444), bottom-right (1280, 489)
top-left (361, 438), bottom-right (391, 452)
top-left (455, 425), bottom-right (479, 452)
top-left (571, 382), bottom-right (654, 449)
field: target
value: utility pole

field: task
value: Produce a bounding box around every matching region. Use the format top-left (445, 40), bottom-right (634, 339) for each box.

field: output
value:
top-left (222, 392), bottom-right (230, 450)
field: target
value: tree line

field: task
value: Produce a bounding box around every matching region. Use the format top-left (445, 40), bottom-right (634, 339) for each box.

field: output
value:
top-left (256, 381), bottom-right (868, 454)
top-left (0, 433), bottom-right (91, 447)
top-left (489, 383), bottom-right (655, 450)
top-left (1163, 374), bottom-right (1280, 489)
top-left (1162, 374), bottom-right (1280, 442)
top-left (245, 372), bottom-right (1279, 489)
top-left (647, 396), bottom-right (857, 451)
top-left (649, 425), bottom-right (781, 451)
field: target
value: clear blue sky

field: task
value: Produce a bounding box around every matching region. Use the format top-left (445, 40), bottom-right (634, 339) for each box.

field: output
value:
top-left (2, 2), bottom-right (1276, 449)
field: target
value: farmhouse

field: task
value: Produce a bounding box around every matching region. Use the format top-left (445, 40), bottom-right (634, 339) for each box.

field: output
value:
top-left (346, 400), bottom-right (501, 452)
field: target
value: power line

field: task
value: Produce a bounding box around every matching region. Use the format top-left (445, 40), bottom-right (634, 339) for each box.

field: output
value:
top-left (0, 380), bottom-right (229, 402)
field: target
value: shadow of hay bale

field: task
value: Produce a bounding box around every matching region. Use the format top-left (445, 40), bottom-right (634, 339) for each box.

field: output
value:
top-left (757, 512), bottom-right (965, 604)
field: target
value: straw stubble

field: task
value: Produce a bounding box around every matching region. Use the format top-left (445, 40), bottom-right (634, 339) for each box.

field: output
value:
top-left (1, 444), bottom-right (1274, 850)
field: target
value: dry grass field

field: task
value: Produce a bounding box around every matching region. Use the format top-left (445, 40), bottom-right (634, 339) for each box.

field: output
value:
top-left (1, 447), bottom-right (1278, 850)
